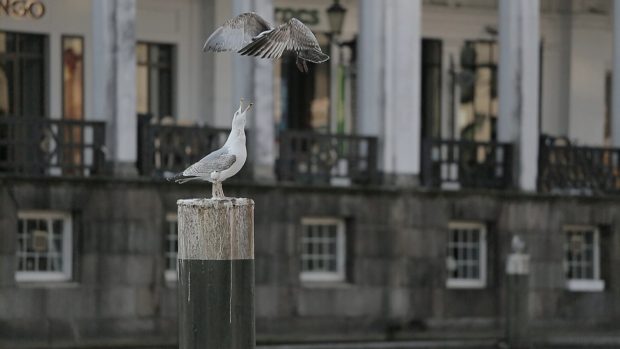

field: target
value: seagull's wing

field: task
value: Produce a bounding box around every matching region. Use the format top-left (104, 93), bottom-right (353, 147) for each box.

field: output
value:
top-left (238, 18), bottom-right (330, 63)
top-left (203, 12), bottom-right (273, 52)
top-left (182, 148), bottom-right (236, 177)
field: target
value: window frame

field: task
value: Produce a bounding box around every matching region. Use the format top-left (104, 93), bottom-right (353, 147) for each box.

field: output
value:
top-left (563, 225), bottom-right (605, 292)
top-left (136, 41), bottom-right (176, 119)
top-left (61, 34), bottom-right (85, 120)
top-left (15, 211), bottom-right (73, 283)
top-left (0, 30), bottom-right (48, 117)
top-left (446, 221), bottom-right (487, 289)
top-left (299, 217), bottom-right (346, 283)
top-left (164, 212), bottom-right (178, 283)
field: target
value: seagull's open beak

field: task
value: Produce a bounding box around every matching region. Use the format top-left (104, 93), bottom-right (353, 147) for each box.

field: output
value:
top-left (244, 102), bottom-right (254, 113)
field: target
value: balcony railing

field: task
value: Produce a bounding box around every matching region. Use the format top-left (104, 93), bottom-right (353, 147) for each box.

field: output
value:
top-left (538, 136), bottom-right (620, 195)
top-left (277, 131), bottom-right (378, 186)
top-left (0, 116), bottom-right (106, 177)
top-left (422, 139), bottom-right (513, 190)
top-left (138, 115), bottom-right (231, 177)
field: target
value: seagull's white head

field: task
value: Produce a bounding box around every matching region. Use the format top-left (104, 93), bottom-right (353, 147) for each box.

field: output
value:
top-left (232, 98), bottom-right (253, 130)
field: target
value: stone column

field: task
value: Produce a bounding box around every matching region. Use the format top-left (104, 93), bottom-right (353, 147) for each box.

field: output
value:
top-left (612, 0), bottom-right (620, 147)
top-left (92, 0), bottom-right (137, 176)
top-left (251, 0), bottom-right (276, 181)
top-left (498, 0), bottom-right (540, 191)
top-left (231, 0), bottom-right (254, 104)
top-left (358, 0), bottom-right (422, 186)
top-left (357, 0), bottom-right (384, 139)
top-left (383, 0), bottom-right (422, 185)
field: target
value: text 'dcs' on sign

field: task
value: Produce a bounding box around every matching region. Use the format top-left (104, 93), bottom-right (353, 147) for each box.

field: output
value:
top-left (0, 0), bottom-right (46, 19)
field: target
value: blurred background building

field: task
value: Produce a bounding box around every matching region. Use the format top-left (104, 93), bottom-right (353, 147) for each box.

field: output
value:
top-left (1, 0), bottom-right (620, 348)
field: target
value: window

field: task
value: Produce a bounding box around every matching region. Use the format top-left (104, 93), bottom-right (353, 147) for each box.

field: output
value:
top-left (564, 226), bottom-right (605, 292)
top-left (274, 34), bottom-right (330, 132)
top-left (458, 40), bottom-right (498, 142)
top-left (0, 31), bottom-right (46, 116)
top-left (0, 32), bottom-right (46, 173)
top-left (136, 42), bottom-right (175, 119)
top-left (300, 218), bottom-right (345, 283)
top-left (61, 36), bottom-right (85, 172)
top-left (16, 211), bottom-right (72, 282)
top-left (164, 213), bottom-right (178, 282)
top-left (421, 38), bottom-right (442, 140)
top-left (62, 36), bottom-right (84, 120)
top-left (446, 222), bottom-right (487, 288)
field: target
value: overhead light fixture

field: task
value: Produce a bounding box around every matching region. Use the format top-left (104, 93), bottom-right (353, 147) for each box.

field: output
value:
top-left (326, 0), bottom-right (347, 37)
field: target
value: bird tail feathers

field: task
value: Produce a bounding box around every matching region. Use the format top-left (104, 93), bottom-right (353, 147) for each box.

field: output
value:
top-left (167, 172), bottom-right (199, 184)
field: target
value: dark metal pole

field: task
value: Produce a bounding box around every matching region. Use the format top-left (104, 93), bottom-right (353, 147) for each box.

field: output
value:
top-left (177, 198), bottom-right (255, 349)
top-left (506, 235), bottom-right (530, 349)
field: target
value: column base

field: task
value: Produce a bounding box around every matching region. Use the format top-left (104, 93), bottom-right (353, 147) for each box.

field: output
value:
top-left (109, 161), bottom-right (139, 177)
top-left (383, 173), bottom-right (419, 187)
top-left (252, 163), bottom-right (276, 184)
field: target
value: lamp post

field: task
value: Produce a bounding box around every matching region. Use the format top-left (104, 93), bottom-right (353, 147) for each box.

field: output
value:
top-left (326, 0), bottom-right (349, 135)
top-left (326, 0), bottom-right (347, 37)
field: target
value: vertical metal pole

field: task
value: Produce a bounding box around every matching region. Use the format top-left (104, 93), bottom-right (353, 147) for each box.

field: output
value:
top-left (506, 235), bottom-right (530, 349)
top-left (177, 198), bottom-right (255, 349)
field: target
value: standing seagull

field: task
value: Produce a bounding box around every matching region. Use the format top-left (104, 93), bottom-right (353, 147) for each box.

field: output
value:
top-left (203, 12), bottom-right (329, 72)
top-left (169, 99), bottom-right (252, 199)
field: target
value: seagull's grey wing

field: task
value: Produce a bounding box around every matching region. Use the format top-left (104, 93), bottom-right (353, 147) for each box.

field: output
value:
top-left (182, 148), bottom-right (236, 177)
top-left (203, 12), bottom-right (273, 52)
top-left (238, 18), bottom-right (330, 63)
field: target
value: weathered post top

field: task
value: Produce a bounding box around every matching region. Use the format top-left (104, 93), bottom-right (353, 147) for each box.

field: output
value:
top-left (177, 198), bottom-right (255, 349)
top-left (177, 198), bottom-right (254, 260)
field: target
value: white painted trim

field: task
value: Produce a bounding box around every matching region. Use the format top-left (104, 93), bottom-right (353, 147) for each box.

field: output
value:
top-left (446, 278), bottom-right (486, 289)
top-left (567, 279), bottom-right (605, 292)
top-left (164, 213), bottom-right (178, 281)
top-left (300, 217), bottom-right (346, 283)
top-left (563, 225), bottom-right (604, 292)
top-left (446, 221), bottom-right (487, 289)
top-left (15, 211), bottom-right (72, 283)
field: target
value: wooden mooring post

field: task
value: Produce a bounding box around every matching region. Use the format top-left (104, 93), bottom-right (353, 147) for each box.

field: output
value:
top-left (177, 198), bottom-right (255, 349)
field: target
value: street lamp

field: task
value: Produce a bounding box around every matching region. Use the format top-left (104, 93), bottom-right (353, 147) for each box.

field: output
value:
top-left (326, 0), bottom-right (347, 37)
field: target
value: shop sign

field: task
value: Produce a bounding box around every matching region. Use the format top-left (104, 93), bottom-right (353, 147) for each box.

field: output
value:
top-left (275, 7), bottom-right (320, 26)
top-left (0, 0), bottom-right (46, 19)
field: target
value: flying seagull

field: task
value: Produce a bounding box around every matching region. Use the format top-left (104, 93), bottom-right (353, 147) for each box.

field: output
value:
top-left (169, 99), bottom-right (252, 199)
top-left (203, 12), bottom-right (330, 73)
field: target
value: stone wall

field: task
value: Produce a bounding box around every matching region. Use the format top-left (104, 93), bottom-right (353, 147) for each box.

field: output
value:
top-left (1, 177), bottom-right (619, 347)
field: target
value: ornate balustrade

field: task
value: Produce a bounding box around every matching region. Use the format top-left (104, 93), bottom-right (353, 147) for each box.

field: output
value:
top-left (538, 136), bottom-right (620, 195)
top-left (277, 131), bottom-right (378, 186)
top-left (0, 116), bottom-right (106, 177)
top-left (422, 139), bottom-right (513, 190)
top-left (137, 115), bottom-right (232, 178)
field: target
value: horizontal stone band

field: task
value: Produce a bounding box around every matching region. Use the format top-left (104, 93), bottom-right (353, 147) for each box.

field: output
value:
top-left (177, 198), bottom-right (254, 260)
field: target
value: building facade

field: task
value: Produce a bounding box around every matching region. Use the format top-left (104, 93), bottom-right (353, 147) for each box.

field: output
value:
top-left (1, 0), bottom-right (620, 348)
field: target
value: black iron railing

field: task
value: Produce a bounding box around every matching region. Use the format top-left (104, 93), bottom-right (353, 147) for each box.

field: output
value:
top-left (138, 115), bottom-right (231, 177)
top-left (0, 116), bottom-right (106, 177)
top-left (277, 131), bottom-right (378, 185)
top-left (538, 136), bottom-right (620, 195)
top-left (422, 139), bottom-right (513, 189)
